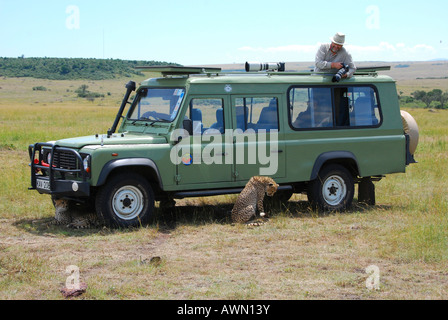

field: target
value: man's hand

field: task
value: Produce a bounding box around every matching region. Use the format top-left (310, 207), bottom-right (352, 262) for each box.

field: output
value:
top-left (331, 62), bottom-right (344, 69)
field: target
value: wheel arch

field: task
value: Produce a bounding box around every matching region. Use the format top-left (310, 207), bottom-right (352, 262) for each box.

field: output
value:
top-left (96, 158), bottom-right (164, 191)
top-left (310, 151), bottom-right (360, 180)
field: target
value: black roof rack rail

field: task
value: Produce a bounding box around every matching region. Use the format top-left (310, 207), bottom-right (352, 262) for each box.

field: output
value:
top-left (135, 66), bottom-right (222, 76)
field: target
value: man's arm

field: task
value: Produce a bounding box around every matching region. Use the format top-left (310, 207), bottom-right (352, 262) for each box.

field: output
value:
top-left (315, 44), bottom-right (331, 71)
top-left (345, 52), bottom-right (356, 78)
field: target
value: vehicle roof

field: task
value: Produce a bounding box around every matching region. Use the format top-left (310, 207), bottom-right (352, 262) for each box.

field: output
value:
top-left (138, 65), bottom-right (395, 88)
top-left (140, 73), bottom-right (395, 88)
top-left (190, 73), bottom-right (394, 84)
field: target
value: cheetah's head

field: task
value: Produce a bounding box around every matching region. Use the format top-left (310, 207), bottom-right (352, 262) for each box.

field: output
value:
top-left (54, 199), bottom-right (69, 209)
top-left (266, 182), bottom-right (279, 197)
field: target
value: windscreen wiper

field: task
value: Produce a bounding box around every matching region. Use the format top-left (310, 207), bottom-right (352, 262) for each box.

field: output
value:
top-left (130, 118), bottom-right (170, 126)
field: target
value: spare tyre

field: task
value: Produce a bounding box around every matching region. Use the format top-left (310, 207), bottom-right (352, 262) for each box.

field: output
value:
top-left (400, 110), bottom-right (419, 155)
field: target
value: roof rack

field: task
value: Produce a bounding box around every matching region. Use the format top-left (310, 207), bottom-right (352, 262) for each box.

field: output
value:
top-left (135, 65), bottom-right (391, 77)
top-left (353, 66), bottom-right (391, 75)
top-left (135, 65), bottom-right (222, 76)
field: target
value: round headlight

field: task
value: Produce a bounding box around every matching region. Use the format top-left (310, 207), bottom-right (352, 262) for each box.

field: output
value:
top-left (46, 153), bottom-right (52, 164)
top-left (83, 155), bottom-right (90, 171)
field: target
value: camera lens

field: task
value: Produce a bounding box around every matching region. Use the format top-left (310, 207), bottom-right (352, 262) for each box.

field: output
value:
top-left (332, 73), bottom-right (342, 82)
top-left (245, 62), bottom-right (285, 72)
top-left (332, 65), bottom-right (348, 82)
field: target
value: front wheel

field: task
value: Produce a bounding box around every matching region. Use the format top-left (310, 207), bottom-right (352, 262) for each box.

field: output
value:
top-left (95, 172), bottom-right (155, 228)
top-left (307, 164), bottom-right (354, 212)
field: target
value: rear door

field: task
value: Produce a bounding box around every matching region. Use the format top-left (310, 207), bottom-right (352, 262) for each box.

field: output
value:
top-left (231, 95), bottom-right (286, 181)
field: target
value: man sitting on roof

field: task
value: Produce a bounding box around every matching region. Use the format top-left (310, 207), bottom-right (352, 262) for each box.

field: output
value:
top-left (314, 32), bottom-right (356, 79)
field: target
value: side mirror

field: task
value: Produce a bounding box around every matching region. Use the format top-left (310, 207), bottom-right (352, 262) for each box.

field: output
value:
top-left (183, 119), bottom-right (193, 136)
top-left (173, 136), bottom-right (183, 146)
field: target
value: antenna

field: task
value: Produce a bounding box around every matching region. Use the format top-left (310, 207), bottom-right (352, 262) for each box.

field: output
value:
top-left (102, 29), bottom-right (105, 59)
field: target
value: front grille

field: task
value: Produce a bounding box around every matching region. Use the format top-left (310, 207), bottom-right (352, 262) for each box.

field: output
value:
top-left (53, 150), bottom-right (78, 170)
top-left (30, 143), bottom-right (89, 191)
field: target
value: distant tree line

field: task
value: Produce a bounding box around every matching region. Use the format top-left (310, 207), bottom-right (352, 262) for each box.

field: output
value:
top-left (0, 57), bottom-right (181, 80)
top-left (400, 89), bottom-right (448, 109)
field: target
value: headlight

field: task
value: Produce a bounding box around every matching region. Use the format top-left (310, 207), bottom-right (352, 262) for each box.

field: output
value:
top-left (83, 155), bottom-right (91, 172)
top-left (46, 152), bottom-right (52, 164)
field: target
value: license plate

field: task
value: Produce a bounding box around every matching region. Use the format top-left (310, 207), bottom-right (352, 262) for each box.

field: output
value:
top-left (36, 178), bottom-right (50, 191)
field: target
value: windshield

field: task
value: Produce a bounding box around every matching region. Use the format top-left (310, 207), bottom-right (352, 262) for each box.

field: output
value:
top-left (128, 88), bottom-right (185, 122)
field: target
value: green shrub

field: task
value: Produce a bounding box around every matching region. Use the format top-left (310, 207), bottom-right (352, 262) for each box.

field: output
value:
top-left (32, 86), bottom-right (47, 91)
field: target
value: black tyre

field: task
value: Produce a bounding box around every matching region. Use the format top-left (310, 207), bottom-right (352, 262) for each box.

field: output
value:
top-left (265, 189), bottom-right (293, 209)
top-left (273, 189), bottom-right (294, 203)
top-left (95, 172), bottom-right (155, 228)
top-left (307, 164), bottom-right (354, 212)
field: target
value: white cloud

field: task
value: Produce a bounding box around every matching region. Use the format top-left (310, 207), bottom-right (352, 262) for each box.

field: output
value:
top-left (347, 42), bottom-right (437, 61)
top-left (237, 42), bottom-right (440, 62)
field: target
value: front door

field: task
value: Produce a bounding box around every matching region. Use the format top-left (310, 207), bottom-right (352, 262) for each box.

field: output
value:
top-left (175, 95), bottom-right (233, 186)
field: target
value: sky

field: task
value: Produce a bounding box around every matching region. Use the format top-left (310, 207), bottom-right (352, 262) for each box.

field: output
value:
top-left (1, 0), bottom-right (447, 65)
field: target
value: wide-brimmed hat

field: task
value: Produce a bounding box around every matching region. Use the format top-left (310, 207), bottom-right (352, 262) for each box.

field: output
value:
top-left (330, 32), bottom-right (345, 45)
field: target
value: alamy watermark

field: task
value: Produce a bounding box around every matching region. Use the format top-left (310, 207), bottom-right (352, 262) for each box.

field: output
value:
top-left (170, 127), bottom-right (279, 176)
top-left (65, 265), bottom-right (80, 290)
top-left (365, 5), bottom-right (380, 30)
top-left (64, 263), bottom-right (380, 293)
top-left (365, 265), bottom-right (380, 290)
top-left (66, 5), bottom-right (80, 30)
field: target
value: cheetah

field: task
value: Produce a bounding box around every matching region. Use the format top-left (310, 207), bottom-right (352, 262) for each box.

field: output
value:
top-left (48, 199), bottom-right (102, 229)
top-left (231, 176), bottom-right (279, 224)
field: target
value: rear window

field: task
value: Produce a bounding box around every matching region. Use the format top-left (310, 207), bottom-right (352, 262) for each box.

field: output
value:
top-left (289, 86), bottom-right (381, 130)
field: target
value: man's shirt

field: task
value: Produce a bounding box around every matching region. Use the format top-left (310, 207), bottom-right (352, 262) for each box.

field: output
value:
top-left (315, 43), bottom-right (356, 77)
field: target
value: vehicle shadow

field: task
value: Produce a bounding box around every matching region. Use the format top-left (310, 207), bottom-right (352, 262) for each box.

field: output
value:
top-left (13, 199), bottom-right (390, 237)
top-left (155, 198), bottom-right (390, 231)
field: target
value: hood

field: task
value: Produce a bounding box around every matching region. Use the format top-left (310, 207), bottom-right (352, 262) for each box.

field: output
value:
top-left (55, 133), bottom-right (167, 149)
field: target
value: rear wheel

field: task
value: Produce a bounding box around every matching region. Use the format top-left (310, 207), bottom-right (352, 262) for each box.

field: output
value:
top-left (273, 189), bottom-right (294, 203)
top-left (308, 164), bottom-right (354, 212)
top-left (95, 172), bottom-right (154, 228)
top-left (264, 189), bottom-right (293, 211)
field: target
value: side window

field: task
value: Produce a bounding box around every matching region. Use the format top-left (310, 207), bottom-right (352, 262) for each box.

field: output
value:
top-left (334, 87), bottom-right (380, 127)
top-left (188, 98), bottom-right (224, 134)
top-left (289, 87), bottom-right (333, 129)
top-left (235, 97), bottom-right (279, 132)
top-left (289, 86), bottom-right (381, 130)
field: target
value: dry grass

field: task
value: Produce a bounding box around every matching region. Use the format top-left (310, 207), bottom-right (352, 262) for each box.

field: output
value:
top-left (0, 74), bottom-right (447, 300)
top-left (2, 200), bottom-right (447, 300)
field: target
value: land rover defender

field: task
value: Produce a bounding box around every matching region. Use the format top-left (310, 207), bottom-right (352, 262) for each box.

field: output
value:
top-left (29, 63), bottom-right (418, 227)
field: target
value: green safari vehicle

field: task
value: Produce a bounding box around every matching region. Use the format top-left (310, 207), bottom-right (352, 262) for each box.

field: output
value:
top-left (28, 63), bottom-right (418, 227)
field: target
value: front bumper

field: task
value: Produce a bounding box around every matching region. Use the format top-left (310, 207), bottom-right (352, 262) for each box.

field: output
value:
top-left (29, 143), bottom-right (90, 197)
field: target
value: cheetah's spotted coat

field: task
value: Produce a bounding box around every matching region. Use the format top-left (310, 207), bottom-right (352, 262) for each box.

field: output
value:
top-left (48, 199), bottom-right (102, 229)
top-left (231, 176), bottom-right (279, 224)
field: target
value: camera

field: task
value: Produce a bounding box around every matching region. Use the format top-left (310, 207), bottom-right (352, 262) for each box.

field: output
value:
top-left (332, 64), bottom-right (349, 82)
top-left (245, 62), bottom-right (285, 72)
